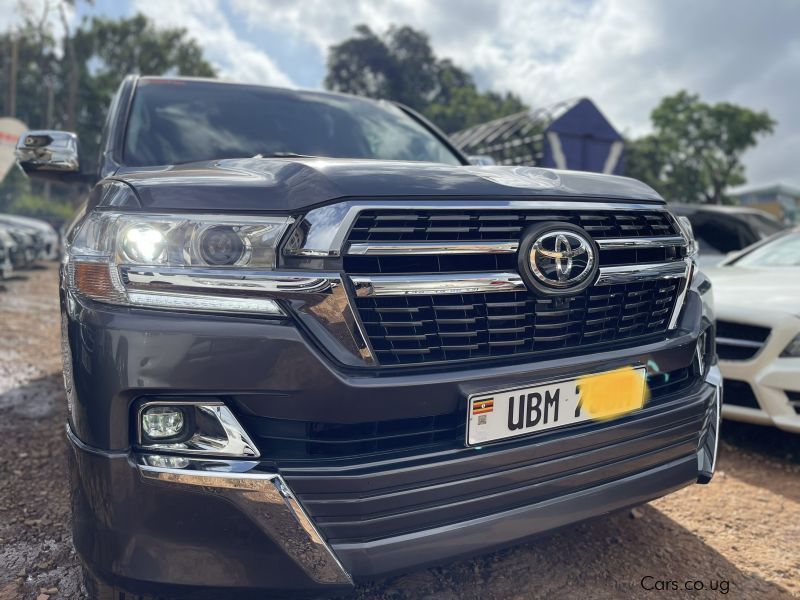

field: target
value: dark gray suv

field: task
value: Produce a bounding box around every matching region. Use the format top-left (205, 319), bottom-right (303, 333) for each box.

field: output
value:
top-left (17, 76), bottom-right (720, 598)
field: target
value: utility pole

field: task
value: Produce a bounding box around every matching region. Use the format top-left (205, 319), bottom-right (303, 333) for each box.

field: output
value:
top-left (8, 36), bottom-right (18, 117)
top-left (44, 81), bottom-right (54, 200)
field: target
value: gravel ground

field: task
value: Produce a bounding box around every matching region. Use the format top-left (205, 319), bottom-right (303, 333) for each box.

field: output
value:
top-left (0, 264), bottom-right (798, 600)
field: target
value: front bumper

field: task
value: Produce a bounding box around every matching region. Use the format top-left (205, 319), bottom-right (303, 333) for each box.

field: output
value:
top-left (68, 376), bottom-right (719, 594)
top-left (64, 283), bottom-right (718, 594)
top-left (719, 311), bottom-right (800, 433)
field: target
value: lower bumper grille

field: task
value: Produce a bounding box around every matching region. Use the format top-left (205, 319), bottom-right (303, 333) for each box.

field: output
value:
top-left (241, 365), bottom-right (697, 463)
top-left (723, 379), bottom-right (760, 409)
top-left (282, 380), bottom-right (711, 544)
top-left (716, 320), bottom-right (770, 361)
top-left (356, 279), bottom-right (682, 365)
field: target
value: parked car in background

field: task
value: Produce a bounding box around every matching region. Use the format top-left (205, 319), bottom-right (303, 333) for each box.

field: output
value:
top-left (670, 204), bottom-right (786, 268)
top-left (17, 76), bottom-right (719, 599)
top-left (0, 225), bottom-right (15, 279)
top-left (0, 214), bottom-right (60, 260)
top-left (705, 227), bottom-right (800, 433)
top-left (2, 224), bottom-right (40, 269)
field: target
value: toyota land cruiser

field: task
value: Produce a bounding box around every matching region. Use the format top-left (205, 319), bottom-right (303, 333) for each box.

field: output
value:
top-left (16, 76), bottom-right (720, 598)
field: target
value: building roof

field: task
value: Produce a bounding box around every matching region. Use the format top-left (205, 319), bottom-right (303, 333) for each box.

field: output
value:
top-left (728, 182), bottom-right (800, 197)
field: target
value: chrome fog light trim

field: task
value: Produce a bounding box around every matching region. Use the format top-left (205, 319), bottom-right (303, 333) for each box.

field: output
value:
top-left (136, 455), bottom-right (351, 585)
top-left (137, 401), bottom-right (260, 458)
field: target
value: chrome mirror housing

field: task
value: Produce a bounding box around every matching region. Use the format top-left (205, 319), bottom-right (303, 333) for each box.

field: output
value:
top-left (16, 130), bottom-right (80, 176)
top-left (467, 154), bottom-right (497, 166)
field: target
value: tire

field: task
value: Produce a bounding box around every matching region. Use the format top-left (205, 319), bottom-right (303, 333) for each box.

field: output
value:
top-left (82, 566), bottom-right (159, 600)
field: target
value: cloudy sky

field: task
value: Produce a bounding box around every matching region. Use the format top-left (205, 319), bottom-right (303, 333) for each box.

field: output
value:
top-left (4, 0), bottom-right (799, 188)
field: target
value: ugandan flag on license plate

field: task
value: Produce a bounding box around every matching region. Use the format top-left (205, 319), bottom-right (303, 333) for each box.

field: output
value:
top-left (472, 398), bottom-right (494, 415)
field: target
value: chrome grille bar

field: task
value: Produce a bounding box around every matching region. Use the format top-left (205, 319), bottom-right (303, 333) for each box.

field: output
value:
top-left (346, 235), bottom-right (687, 256)
top-left (595, 261), bottom-right (689, 286)
top-left (347, 241), bottom-right (519, 255)
top-left (596, 235), bottom-right (687, 250)
top-left (352, 272), bottom-right (524, 297)
top-left (352, 261), bottom-right (689, 297)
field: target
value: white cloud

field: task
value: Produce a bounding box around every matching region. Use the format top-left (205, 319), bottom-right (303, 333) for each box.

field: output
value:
top-left (230, 0), bottom-right (800, 188)
top-left (0, 0), bottom-right (76, 55)
top-left (4, 0), bottom-right (797, 187)
top-left (131, 0), bottom-right (294, 87)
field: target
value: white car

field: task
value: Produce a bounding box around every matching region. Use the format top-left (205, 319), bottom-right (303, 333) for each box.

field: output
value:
top-left (0, 214), bottom-right (60, 260)
top-left (705, 227), bottom-right (800, 433)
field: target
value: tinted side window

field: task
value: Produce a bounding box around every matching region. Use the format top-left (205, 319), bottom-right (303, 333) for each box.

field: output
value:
top-left (689, 215), bottom-right (747, 254)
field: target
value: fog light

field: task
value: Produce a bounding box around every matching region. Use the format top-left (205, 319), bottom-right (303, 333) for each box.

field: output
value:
top-left (142, 406), bottom-right (185, 439)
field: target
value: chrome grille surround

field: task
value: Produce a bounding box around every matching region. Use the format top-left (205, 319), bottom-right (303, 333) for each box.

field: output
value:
top-left (282, 199), bottom-right (691, 368)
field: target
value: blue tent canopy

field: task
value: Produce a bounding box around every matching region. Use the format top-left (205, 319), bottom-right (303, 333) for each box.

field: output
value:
top-left (450, 98), bottom-right (625, 175)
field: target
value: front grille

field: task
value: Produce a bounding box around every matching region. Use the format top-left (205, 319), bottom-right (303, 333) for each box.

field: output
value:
top-left (356, 280), bottom-right (680, 365)
top-left (347, 209), bottom-right (678, 242)
top-left (716, 320), bottom-right (770, 361)
top-left (337, 205), bottom-right (687, 367)
top-left (241, 366), bottom-right (696, 463)
top-left (723, 379), bottom-right (760, 409)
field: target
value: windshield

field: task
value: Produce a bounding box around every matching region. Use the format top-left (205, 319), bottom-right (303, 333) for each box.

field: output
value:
top-left (732, 231), bottom-right (800, 267)
top-left (123, 80), bottom-right (462, 167)
top-left (738, 212), bottom-right (785, 238)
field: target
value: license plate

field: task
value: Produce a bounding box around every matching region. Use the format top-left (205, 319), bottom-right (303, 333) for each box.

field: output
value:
top-left (467, 367), bottom-right (647, 446)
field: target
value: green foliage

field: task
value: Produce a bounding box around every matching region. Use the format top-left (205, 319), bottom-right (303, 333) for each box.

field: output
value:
top-left (626, 91), bottom-right (775, 204)
top-left (0, 169), bottom-right (73, 220)
top-left (0, 8), bottom-right (215, 220)
top-left (325, 25), bottom-right (527, 133)
top-left (71, 14), bottom-right (216, 167)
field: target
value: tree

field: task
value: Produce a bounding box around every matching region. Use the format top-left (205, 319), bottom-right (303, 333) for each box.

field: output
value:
top-left (325, 25), bottom-right (527, 133)
top-left (0, 7), bottom-right (215, 218)
top-left (626, 91), bottom-right (775, 204)
top-left (72, 14), bottom-right (216, 169)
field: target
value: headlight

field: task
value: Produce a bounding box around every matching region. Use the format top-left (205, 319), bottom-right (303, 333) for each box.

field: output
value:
top-left (781, 334), bottom-right (800, 358)
top-left (67, 211), bottom-right (293, 315)
top-left (675, 215), bottom-right (699, 259)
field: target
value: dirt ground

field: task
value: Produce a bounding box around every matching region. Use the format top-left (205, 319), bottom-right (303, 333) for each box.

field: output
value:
top-left (1, 264), bottom-right (798, 600)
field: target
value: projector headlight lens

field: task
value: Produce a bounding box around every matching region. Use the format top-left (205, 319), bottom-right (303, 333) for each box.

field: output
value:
top-left (198, 225), bottom-right (246, 266)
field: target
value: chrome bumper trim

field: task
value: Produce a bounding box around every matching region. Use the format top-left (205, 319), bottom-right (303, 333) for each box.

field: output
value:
top-left (123, 267), bottom-right (337, 296)
top-left (699, 365), bottom-right (722, 479)
top-left (122, 268), bottom-right (375, 365)
top-left (136, 401), bottom-right (260, 458)
top-left (136, 455), bottom-right (352, 586)
top-left (352, 261), bottom-right (689, 297)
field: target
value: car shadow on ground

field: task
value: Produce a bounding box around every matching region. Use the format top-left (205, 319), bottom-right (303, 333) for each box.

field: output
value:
top-left (721, 419), bottom-right (800, 464)
top-left (716, 420), bottom-right (800, 506)
top-left (347, 504), bottom-right (792, 599)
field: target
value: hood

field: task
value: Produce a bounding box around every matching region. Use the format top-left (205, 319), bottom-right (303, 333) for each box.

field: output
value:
top-left (113, 157), bottom-right (662, 212)
top-left (705, 266), bottom-right (800, 316)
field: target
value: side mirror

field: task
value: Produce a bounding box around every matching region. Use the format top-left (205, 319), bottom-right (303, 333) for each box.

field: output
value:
top-left (467, 154), bottom-right (497, 166)
top-left (15, 130), bottom-right (81, 179)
